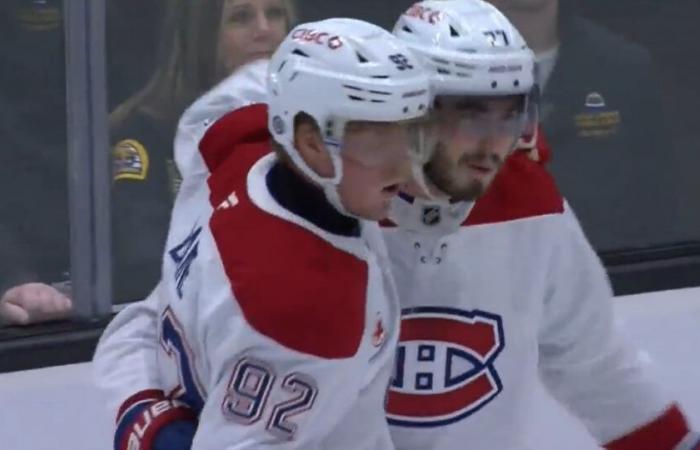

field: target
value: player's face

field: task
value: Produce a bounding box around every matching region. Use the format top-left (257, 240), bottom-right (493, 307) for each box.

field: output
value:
top-left (422, 95), bottom-right (525, 202)
top-left (218, 0), bottom-right (289, 74)
top-left (337, 123), bottom-right (415, 220)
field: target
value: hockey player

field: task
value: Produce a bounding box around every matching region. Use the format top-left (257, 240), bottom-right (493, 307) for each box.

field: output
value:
top-left (94, 18), bottom-right (433, 450)
top-left (95, 3), bottom-right (699, 450)
top-left (384, 1), bottom-right (698, 449)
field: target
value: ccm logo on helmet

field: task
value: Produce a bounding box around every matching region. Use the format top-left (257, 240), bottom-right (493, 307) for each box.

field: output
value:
top-left (387, 307), bottom-right (505, 428)
top-left (292, 28), bottom-right (343, 50)
top-left (406, 4), bottom-right (442, 24)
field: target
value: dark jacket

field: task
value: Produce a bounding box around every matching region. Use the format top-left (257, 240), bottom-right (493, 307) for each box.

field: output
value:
top-left (110, 110), bottom-right (181, 302)
top-left (542, 7), bottom-right (682, 251)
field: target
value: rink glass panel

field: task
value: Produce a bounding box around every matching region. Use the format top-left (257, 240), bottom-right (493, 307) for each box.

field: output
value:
top-left (0, 1), bottom-right (76, 330)
top-left (1, 0), bottom-right (698, 371)
top-left (107, 0), bottom-right (700, 303)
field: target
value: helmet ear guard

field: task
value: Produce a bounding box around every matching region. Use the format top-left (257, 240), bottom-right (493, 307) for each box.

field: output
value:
top-left (515, 85), bottom-right (541, 151)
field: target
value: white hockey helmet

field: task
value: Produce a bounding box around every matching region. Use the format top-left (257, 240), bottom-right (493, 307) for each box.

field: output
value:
top-left (267, 18), bottom-right (433, 213)
top-left (394, 0), bottom-right (540, 198)
top-left (394, 0), bottom-right (536, 97)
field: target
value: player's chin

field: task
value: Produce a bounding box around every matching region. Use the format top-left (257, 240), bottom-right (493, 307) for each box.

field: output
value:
top-left (446, 179), bottom-right (489, 202)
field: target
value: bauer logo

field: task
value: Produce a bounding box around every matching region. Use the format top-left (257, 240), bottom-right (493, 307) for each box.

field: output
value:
top-left (387, 307), bottom-right (504, 427)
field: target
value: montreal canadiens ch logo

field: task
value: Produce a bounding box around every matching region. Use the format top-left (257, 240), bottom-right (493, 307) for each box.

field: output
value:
top-left (387, 307), bottom-right (505, 428)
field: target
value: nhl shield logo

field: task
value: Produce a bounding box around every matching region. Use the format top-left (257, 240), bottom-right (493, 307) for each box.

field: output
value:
top-left (421, 206), bottom-right (441, 226)
top-left (272, 115), bottom-right (286, 135)
top-left (387, 307), bottom-right (505, 428)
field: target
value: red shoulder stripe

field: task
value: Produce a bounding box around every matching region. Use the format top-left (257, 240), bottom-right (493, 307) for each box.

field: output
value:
top-left (197, 103), bottom-right (270, 173)
top-left (465, 150), bottom-right (564, 226)
top-left (605, 404), bottom-right (690, 450)
top-left (205, 142), bottom-right (367, 359)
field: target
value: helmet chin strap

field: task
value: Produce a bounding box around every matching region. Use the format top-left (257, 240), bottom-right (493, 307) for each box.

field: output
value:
top-left (321, 150), bottom-right (357, 219)
top-left (283, 139), bottom-right (360, 219)
top-left (404, 122), bottom-right (451, 204)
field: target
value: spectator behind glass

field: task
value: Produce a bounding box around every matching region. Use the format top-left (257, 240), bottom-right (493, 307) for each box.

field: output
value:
top-left (487, 0), bottom-right (681, 251)
top-left (110, 0), bottom-right (295, 303)
top-left (0, 0), bottom-right (73, 326)
top-left (578, 0), bottom-right (700, 244)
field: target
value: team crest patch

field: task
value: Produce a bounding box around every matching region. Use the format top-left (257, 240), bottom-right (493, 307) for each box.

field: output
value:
top-left (387, 307), bottom-right (505, 428)
top-left (113, 139), bottom-right (149, 181)
top-left (16, 1), bottom-right (61, 31)
top-left (574, 92), bottom-right (621, 139)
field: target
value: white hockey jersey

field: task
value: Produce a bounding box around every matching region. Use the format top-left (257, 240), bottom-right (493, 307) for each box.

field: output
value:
top-left (93, 61), bottom-right (273, 426)
top-left (95, 84), bottom-right (401, 448)
top-left (382, 149), bottom-right (689, 450)
top-left (94, 64), bottom-right (694, 450)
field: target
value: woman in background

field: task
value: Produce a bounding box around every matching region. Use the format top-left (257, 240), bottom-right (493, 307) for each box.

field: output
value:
top-left (110, 0), bottom-right (295, 303)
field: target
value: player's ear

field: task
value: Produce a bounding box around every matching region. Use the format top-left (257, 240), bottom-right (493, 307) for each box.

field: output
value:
top-left (293, 118), bottom-right (334, 179)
